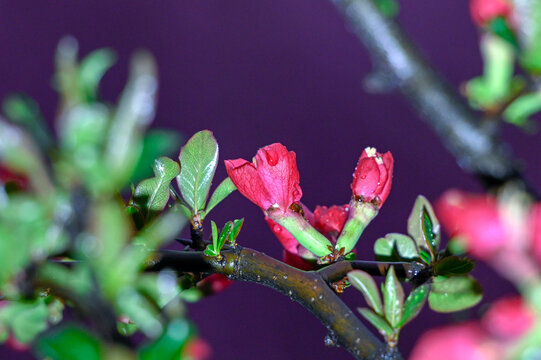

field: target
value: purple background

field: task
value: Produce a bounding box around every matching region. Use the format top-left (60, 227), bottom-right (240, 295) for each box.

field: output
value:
top-left (0, 1), bottom-right (539, 359)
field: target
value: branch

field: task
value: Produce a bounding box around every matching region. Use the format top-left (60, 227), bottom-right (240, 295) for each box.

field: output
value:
top-left (331, 0), bottom-right (539, 198)
top-left (147, 248), bottom-right (403, 360)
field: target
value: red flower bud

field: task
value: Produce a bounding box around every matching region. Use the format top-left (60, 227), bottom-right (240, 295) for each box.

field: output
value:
top-left (482, 296), bottom-right (535, 340)
top-left (436, 190), bottom-right (509, 259)
top-left (470, 0), bottom-right (512, 26)
top-left (196, 274), bottom-right (232, 296)
top-left (183, 337), bottom-right (212, 360)
top-left (529, 203), bottom-right (541, 265)
top-left (0, 165), bottom-right (28, 190)
top-left (225, 143), bottom-right (302, 213)
top-left (351, 147), bottom-right (393, 206)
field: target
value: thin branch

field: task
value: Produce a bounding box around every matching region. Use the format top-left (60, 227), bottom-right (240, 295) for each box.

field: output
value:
top-left (331, 0), bottom-right (539, 198)
top-left (147, 248), bottom-right (402, 360)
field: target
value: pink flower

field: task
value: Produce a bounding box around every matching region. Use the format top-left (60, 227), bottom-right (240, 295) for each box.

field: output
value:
top-left (482, 296), bottom-right (535, 340)
top-left (225, 143), bottom-right (302, 213)
top-left (470, 0), bottom-right (512, 26)
top-left (183, 337), bottom-right (212, 360)
top-left (529, 203), bottom-right (541, 265)
top-left (197, 274), bottom-right (233, 295)
top-left (436, 190), bottom-right (509, 259)
top-left (0, 165), bottom-right (28, 190)
top-left (410, 322), bottom-right (496, 360)
top-left (351, 147), bottom-right (393, 207)
top-left (313, 205), bottom-right (349, 237)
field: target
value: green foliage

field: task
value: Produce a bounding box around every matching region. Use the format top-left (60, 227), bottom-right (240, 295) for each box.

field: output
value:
top-left (374, 233), bottom-right (418, 261)
top-left (434, 256), bottom-right (475, 276)
top-left (407, 195), bottom-right (440, 262)
top-left (357, 307), bottom-right (393, 337)
top-left (204, 219), bottom-right (243, 258)
top-left (399, 284), bottom-right (429, 328)
top-left (382, 267), bottom-right (404, 328)
top-left (35, 325), bottom-right (102, 360)
top-left (133, 157), bottom-right (180, 220)
top-left (177, 130), bottom-right (219, 214)
top-left (428, 276), bottom-right (483, 312)
top-left (138, 319), bottom-right (192, 360)
top-left (132, 130), bottom-right (183, 183)
top-left (348, 270), bottom-right (383, 315)
top-left (0, 298), bottom-right (49, 344)
top-left (205, 177), bottom-right (237, 216)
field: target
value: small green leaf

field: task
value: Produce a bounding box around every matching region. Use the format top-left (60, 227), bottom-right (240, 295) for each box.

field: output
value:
top-left (348, 270), bottom-right (383, 315)
top-left (0, 299), bottom-right (49, 344)
top-left (399, 284), bottom-right (429, 328)
top-left (229, 218), bottom-right (244, 243)
top-left (35, 325), bottom-right (102, 360)
top-left (78, 48), bottom-right (116, 101)
top-left (407, 195), bottom-right (440, 259)
top-left (204, 177), bottom-right (237, 217)
top-left (2, 94), bottom-right (53, 151)
top-left (131, 129), bottom-right (183, 183)
top-left (211, 220), bottom-right (219, 251)
top-left (357, 308), bottom-right (394, 337)
top-left (504, 91), bottom-right (541, 127)
top-left (139, 319), bottom-right (192, 360)
top-left (374, 233), bottom-right (418, 261)
top-left (382, 266), bottom-right (404, 328)
top-left (428, 276), bottom-right (483, 313)
top-left (487, 16), bottom-right (517, 47)
top-left (375, 0), bottom-right (399, 17)
top-left (217, 221), bottom-right (233, 251)
top-left (177, 130), bottom-right (219, 213)
top-left (419, 250), bottom-right (431, 265)
top-left (134, 157), bottom-right (180, 219)
top-left (434, 256), bottom-right (475, 276)
top-left (204, 246), bottom-right (217, 257)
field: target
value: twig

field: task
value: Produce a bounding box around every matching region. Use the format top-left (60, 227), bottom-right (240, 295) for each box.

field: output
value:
top-left (147, 248), bottom-right (403, 360)
top-left (331, 0), bottom-right (540, 198)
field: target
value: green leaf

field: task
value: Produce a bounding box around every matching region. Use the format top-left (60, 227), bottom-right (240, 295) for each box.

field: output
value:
top-left (204, 177), bottom-right (236, 217)
top-left (217, 221), bottom-right (233, 251)
top-left (382, 266), bottom-right (404, 328)
top-left (348, 270), bottom-right (383, 315)
top-left (2, 94), bottom-right (53, 151)
top-left (357, 308), bottom-right (394, 337)
top-left (375, 0), bottom-right (399, 17)
top-left (211, 220), bottom-right (219, 252)
top-left (0, 299), bottom-right (49, 344)
top-left (407, 195), bottom-right (440, 260)
top-left (229, 218), bottom-right (244, 243)
top-left (204, 246), bottom-right (217, 257)
top-left (434, 256), bottom-right (475, 276)
top-left (35, 325), bottom-right (102, 360)
top-left (105, 51), bottom-right (157, 187)
top-left (374, 233), bottom-right (418, 261)
top-left (139, 319), bottom-right (192, 360)
top-left (399, 284), bottom-right (429, 328)
top-left (428, 276), bottom-right (483, 313)
top-left (419, 250), bottom-right (431, 265)
top-left (131, 129), bottom-right (182, 183)
top-left (78, 48), bottom-right (116, 101)
top-left (134, 157), bottom-right (180, 218)
top-left (177, 130), bottom-right (219, 213)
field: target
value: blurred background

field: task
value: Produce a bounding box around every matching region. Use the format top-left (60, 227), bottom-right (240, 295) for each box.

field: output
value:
top-left (0, 1), bottom-right (538, 358)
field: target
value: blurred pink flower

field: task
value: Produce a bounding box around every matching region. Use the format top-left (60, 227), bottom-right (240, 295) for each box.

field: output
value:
top-left (470, 0), bottom-right (512, 26)
top-left (482, 296), bottom-right (535, 340)
top-left (183, 337), bottom-right (212, 360)
top-left (410, 322), bottom-right (496, 360)
top-left (436, 190), bottom-right (509, 259)
top-left (197, 274), bottom-right (233, 296)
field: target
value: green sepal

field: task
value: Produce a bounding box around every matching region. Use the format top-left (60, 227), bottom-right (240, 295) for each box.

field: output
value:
top-left (428, 275), bottom-right (483, 313)
top-left (348, 270), bottom-right (383, 315)
top-left (357, 308), bottom-right (394, 337)
top-left (487, 16), bottom-right (518, 48)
